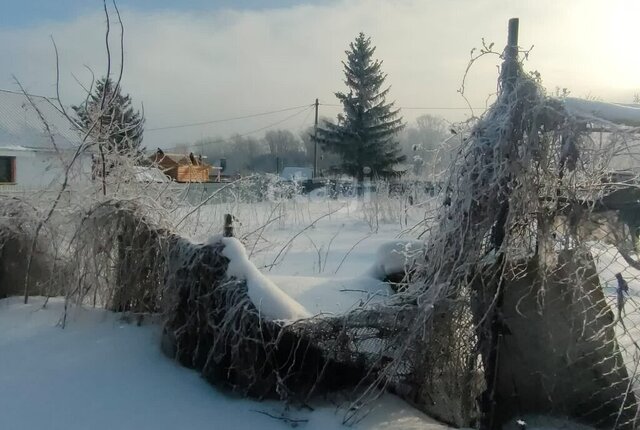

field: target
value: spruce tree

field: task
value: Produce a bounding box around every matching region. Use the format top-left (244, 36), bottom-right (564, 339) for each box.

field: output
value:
top-left (315, 33), bottom-right (405, 180)
top-left (73, 77), bottom-right (145, 157)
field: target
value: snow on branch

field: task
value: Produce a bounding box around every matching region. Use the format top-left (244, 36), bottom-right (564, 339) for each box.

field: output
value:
top-left (564, 97), bottom-right (640, 127)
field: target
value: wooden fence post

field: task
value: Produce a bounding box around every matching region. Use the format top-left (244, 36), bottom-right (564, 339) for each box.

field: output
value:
top-left (479, 17), bottom-right (519, 430)
top-left (223, 214), bottom-right (234, 238)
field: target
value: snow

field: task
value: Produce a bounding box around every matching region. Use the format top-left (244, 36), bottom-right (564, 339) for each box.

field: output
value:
top-left (212, 203), bottom-right (428, 318)
top-left (220, 233), bottom-right (394, 319)
top-left (132, 165), bottom-right (170, 183)
top-left (1, 191), bottom-right (629, 429)
top-left (280, 166), bottom-right (313, 181)
top-left (503, 415), bottom-right (595, 430)
top-left (590, 242), bottom-right (640, 374)
top-left (0, 144), bottom-right (33, 152)
top-left (367, 239), bottom-right (425, 280)
top-left (0, 194), bottom-right (455, 429)
top-left (0, 296), bottom-right (450, 430)
top-left (222, 237), bottom-right (312, 321)
top-left (564, 97), bottom-right (640, 127)
top-left (272, 275), bottom-right (393, 315)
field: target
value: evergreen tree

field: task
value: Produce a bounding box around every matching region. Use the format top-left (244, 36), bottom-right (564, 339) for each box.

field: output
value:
top-left (315, 33), bottom-right (405, 180)
top-left (73, 77), bottom-right (145, 157)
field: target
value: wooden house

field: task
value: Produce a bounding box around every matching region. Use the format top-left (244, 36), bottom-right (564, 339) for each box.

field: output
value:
top-left (151, 149), bottom-right (211, 183)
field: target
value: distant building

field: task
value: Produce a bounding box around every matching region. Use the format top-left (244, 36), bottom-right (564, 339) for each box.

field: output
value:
top-left (151, 149), bottom-right (218, 183)
top-left (0, 89), bottom-right (91, 190)
top-left (280, 166), bottom-right (313, 182)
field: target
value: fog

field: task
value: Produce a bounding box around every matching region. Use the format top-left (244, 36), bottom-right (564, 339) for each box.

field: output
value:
top-left (1, 0), bottom-right (637, 148)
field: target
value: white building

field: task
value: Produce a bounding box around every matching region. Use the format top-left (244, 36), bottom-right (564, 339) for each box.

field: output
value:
top-left (0, 89), bottom-right (91, 191)
top-left (280, 166), bottom-right (313, 182)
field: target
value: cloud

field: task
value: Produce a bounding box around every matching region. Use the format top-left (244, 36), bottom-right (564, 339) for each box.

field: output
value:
top-left (0, 0), bottom-right (637, 148)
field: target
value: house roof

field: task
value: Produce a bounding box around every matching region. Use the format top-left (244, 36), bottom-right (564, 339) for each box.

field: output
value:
top-left (156, 153), bottom-right (192, 164)
top-left (0, 89), bottom-right (82, 151)
top-left (151, 150), bottom-right (211, 167)
top-left (132, 166), bottom-right (171, 183)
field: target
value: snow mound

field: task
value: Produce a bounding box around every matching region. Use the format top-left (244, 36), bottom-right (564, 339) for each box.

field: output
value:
top-left (271, 275), bottom-right (393, 315)
top-left (221, 237), bottom-right (311, 321)
top-left (367, 239), bottom-right (425, 280)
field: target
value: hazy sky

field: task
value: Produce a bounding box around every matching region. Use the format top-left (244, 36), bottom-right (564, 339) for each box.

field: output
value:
top-left (1, 0), bottom-right (638, 149)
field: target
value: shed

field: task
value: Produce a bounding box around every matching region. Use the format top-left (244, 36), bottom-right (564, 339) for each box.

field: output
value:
top-left (151, 149), bottom-right (211, 183)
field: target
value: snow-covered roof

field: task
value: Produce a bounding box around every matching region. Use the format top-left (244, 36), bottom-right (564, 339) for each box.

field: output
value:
top-left (390, 163), bottom-right (410, 173)
top-left (280, 166), bottom-right (312, 181)
top-left (0, 89), bottom-right (82, 151)
top-left (132, 166), bottom-right (171, 183)
top-left (564, 98), bottom-right (640, 127)
top-left (150, 150), bottom-right (211, 167)
top-left (155, 153), bottom-right (190, 164)
top-left (0, 144), bottom-right (33, 152)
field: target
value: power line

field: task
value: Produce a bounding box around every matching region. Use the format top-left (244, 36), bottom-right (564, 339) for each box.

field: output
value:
top-left (147, 104), bottom-right (313, 132)
top-left (155, 100), bottom-right (485, 151)
top-left (149, 101), bottom-right (485, 134)
top-left (318, 102), bottom-right (487, 110)
top-left (297, 104), bottom-right (314, 130)
top-left (399, 106), bottom-right (487, 110)
top-left (162, 105), bottom-right (313, 151)
top-left (237, 105), bottom-right (313, 136)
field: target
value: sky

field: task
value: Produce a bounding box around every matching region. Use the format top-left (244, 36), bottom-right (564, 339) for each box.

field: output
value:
top-left (1, 0), bottom-right (639, 149)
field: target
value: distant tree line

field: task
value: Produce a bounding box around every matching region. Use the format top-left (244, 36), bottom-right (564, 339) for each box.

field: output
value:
top-left (189, 126), bottom-right (339, 176)
top-left (179, 112), bottom-right (452, 179)
top-left (399, 114), bottom-right (454, 180)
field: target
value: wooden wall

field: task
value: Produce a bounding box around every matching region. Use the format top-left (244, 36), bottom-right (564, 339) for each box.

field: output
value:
top-left (175, 165), bottom-right (210, 183)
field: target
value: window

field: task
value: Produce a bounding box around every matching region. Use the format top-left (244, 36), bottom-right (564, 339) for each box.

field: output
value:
top-left (0, 156), bottom-right (16, 183)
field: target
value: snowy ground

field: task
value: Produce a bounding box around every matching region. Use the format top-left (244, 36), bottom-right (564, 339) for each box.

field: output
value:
top-left (0, 297), bottom-right (450, 430)
top-left (175, 196), bottom-right (430, 279)
top-left (3, 193), bottom-right (633, 429)
top-left (0, 195), bottom-right (452, 430)
top-left (176, 196), bottom-right (431, 319)
top-left (590, 241), bottom-right (640, 400)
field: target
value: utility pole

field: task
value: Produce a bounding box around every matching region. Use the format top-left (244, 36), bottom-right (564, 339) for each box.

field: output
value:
top-left (313, 98), bottom-right (319, 179)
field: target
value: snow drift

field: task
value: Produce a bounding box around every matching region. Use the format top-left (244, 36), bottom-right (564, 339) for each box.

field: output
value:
top-left (221, 237), bottom-right (311, 321)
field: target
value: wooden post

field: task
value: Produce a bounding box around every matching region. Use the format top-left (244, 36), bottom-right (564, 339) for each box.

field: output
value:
top-left (503, 18), bottom-right (519, 93)
top-left (223, 214), bottom-right (234, 238)
top-left (479, 17), bottom-right (519, 430)
top-left (507, 18), bottom-right (519, 58)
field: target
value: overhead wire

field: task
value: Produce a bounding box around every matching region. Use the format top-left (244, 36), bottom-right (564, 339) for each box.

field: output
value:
top-left (147, 104), bottom-right (313, 132)
top-left (150, 102), bottom-right (486, 134)
top-left (318, 102), bottom-right (487, 110)
top-left (163, 104), bottom-right (313, 151)
top-left (154, 100), bottom-right (485, 151)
